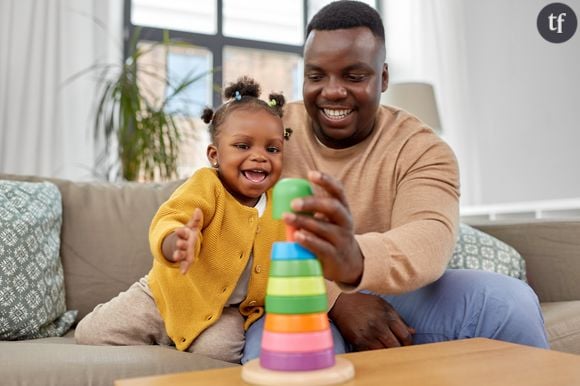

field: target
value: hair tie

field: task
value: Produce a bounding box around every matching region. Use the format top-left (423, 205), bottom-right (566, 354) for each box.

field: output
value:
top-left (267, 99), bottom-right (277, 107)
top-left (234, 91), bottom-right (241, 101)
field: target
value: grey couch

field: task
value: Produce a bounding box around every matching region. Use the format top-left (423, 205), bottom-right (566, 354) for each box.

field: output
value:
top-left (1, 174), bottom-right (579, 386)
top-left (468, 220), bottom-right (580, 355)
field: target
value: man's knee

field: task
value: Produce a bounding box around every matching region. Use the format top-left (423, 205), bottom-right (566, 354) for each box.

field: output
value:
top-left (435, 269), bottom-right (538, 305)
top-left (241, 317), bottom-right (265, 364)
top-left (440, 269), bottom-right (548, 347)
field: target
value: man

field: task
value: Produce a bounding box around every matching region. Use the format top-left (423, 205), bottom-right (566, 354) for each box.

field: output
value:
top-left (242, 0), bottom-right (548, 361)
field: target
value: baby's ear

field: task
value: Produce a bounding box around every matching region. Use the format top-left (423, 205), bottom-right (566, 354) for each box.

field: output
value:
top-left (206, 144), bottom-right (219, 166)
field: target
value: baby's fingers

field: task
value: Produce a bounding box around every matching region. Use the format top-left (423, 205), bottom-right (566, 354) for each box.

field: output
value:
top-left (180, 252), bottom-right (194, 275)
top-left (172, 246), bottom-right (193, 274)
top-left (172, 249), bottom-right (186, 262)
top-left (187, 208), bottom-right (203, 230)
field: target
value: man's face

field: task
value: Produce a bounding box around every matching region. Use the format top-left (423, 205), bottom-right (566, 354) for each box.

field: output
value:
top-left (303, 27), bottom-right (388, 149)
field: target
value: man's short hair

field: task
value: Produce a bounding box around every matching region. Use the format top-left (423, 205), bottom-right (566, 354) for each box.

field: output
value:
top-left (306, 1), bottom-right (385, 41)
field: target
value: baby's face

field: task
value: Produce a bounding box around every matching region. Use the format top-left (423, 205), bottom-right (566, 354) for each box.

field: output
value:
top-left (210, 108), bottom-right (284, 207)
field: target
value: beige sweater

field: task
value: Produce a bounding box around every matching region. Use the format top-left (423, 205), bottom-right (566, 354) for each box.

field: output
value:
top-left (282, 102), bottom-right (460, 308)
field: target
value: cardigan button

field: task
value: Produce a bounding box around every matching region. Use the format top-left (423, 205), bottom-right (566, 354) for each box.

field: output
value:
top-left (249, 216), bottom-right (255, 224)
top-left (254, 265), bottom-right (262, 273)
top-left (256, 225), bottom-right (261, 234)
top-left (248, 300), bottom-right (257, 306)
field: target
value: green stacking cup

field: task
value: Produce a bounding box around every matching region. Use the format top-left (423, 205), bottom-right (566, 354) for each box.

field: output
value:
top-left (272, 178), bottom-right (313, 219)
top-left (265, 294), bottom-right (328, 314)
top-left (269, 259), bottom-right (323, 277)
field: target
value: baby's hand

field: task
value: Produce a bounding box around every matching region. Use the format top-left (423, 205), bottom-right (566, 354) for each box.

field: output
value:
top-left (173, 208), bottom-right (203, 274)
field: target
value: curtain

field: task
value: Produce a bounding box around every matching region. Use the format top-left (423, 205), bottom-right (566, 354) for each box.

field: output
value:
top-left (0, 0), bottom-right (122, 180)
top-left (381, 0), bottom-right (480, 205)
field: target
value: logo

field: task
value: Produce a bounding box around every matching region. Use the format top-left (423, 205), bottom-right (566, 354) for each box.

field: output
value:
top-left (537, 3), bottom-right (577, 43)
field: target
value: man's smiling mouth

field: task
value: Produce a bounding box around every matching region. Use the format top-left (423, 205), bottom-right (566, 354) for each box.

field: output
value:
top-left (322, 108), bottom-right (353, 120)
top-left (242, 170), bottom-right (268, 183)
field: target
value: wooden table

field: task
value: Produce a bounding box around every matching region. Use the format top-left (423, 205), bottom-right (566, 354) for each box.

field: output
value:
top-left (115, 338), bottom-right (580, 386)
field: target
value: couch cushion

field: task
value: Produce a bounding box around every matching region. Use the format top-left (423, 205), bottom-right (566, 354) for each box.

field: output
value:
top-left (0, 173), bottom-right (184, 322)
top-left (469, 220), bottom-right (580, 303)
top-left (542, 301), bottom-right (580, 355)
top-left (449, 223), bottom-right (527, 281)
top-left (0, 180), bottom-right (77, 339)
top-left (0, 341), bottom-right (236, 386)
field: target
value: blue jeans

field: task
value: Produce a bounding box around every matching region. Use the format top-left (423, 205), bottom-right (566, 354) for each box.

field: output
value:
top-left (242, 269), bottom-right (549, 363)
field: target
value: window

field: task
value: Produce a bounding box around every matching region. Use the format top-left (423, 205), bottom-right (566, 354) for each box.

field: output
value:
top-left (223, 46), bottom-right (302, 102)
top-left (127, 0), bottom-right (379, 107)
top-left (126, 0), bottom-right (379, 176)
top-left (131, 0), bottom-right (217, 34)
top-left (165, 48), bottom-right (212, 117)
top-left (223, 0), bottom-right (304, 45)
top-left (133, 41), bottom-right (212, 117)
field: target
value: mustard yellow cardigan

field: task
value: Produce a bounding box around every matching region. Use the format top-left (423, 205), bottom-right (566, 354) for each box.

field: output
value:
top-left (148, 167), bottom-right (285, 351)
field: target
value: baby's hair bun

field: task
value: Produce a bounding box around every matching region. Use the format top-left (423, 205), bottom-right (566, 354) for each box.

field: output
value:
top-left (268, 92), bottom-right (286, 118)
top-left (268, 92), bottom-right (285, 107)
top-left (201, 107), bottom-right (214, 124)
top-left (224, 76), bottom-right (261, 100)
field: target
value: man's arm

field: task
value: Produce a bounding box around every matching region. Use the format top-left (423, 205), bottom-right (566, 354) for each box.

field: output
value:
top-left (283, 138), bottom-right (460, 349)
top-left (283, 171), bottom-right (416, 349)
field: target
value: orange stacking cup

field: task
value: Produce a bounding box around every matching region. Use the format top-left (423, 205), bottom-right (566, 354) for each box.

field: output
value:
top-left (264, 312), bottom-right (329, 333)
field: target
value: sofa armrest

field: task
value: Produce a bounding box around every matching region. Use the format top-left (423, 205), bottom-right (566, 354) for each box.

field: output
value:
top-left (467, 219), bottom-right (580, 303)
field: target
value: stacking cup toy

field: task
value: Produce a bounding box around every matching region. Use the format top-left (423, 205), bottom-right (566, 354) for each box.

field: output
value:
top-left (262, 241), bottom-right (333, 371)
top-left (241, 178), bottom-right (355, 385)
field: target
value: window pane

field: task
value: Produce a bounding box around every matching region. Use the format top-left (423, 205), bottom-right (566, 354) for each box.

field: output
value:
top-left (131, 0), bottom-right (217, 35)
top-left (223, 0), bottom-right (303, 45)
top-left (136, 42), bottom-right (213, 179)
top-left (165, 47), bottom-right (213, 117)
top-left (307, 0), bottom-right (377, 23)
top-left (223, 46), bottom-right (303, 103)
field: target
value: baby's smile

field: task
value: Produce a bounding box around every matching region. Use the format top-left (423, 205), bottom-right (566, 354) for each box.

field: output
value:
top-left (242, 169), bottom-right (269, 183)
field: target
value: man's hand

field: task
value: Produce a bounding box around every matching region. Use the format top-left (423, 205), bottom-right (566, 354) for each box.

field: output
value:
top-left (162, 208), bottom-right (203, 274)
top-left (282, 171), bottom-right (363, 285)
top-left (330, 292), bottom-right (415, 351)
top-left (281, 171), bottom-right (414, 349)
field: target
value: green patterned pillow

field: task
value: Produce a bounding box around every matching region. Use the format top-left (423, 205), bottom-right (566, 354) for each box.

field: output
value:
top-left (0, 180), bottom-right (77, 340)
top-left (449, 223), bottom-right (527, 281)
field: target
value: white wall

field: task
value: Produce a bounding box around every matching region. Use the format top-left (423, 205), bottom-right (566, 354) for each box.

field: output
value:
top-left (462, 0), bottom-right (580, 205)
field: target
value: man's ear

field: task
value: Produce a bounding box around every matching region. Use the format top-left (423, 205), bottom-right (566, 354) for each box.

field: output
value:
top-left (207, 144), bottom-right (218, 167)
top-left (381, 63), bottom-right (389, 92)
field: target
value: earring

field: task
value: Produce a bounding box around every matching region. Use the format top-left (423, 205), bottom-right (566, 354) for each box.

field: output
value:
top-left (212, 162), bottom-right (219, 168)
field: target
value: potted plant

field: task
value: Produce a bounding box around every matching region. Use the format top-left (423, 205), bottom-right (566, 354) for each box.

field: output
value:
top-left (87, 29), bottom-right (210, 181)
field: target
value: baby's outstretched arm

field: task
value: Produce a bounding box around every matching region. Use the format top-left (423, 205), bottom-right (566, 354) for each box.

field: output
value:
top-left (161, 208), bottom-right (203, 274)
